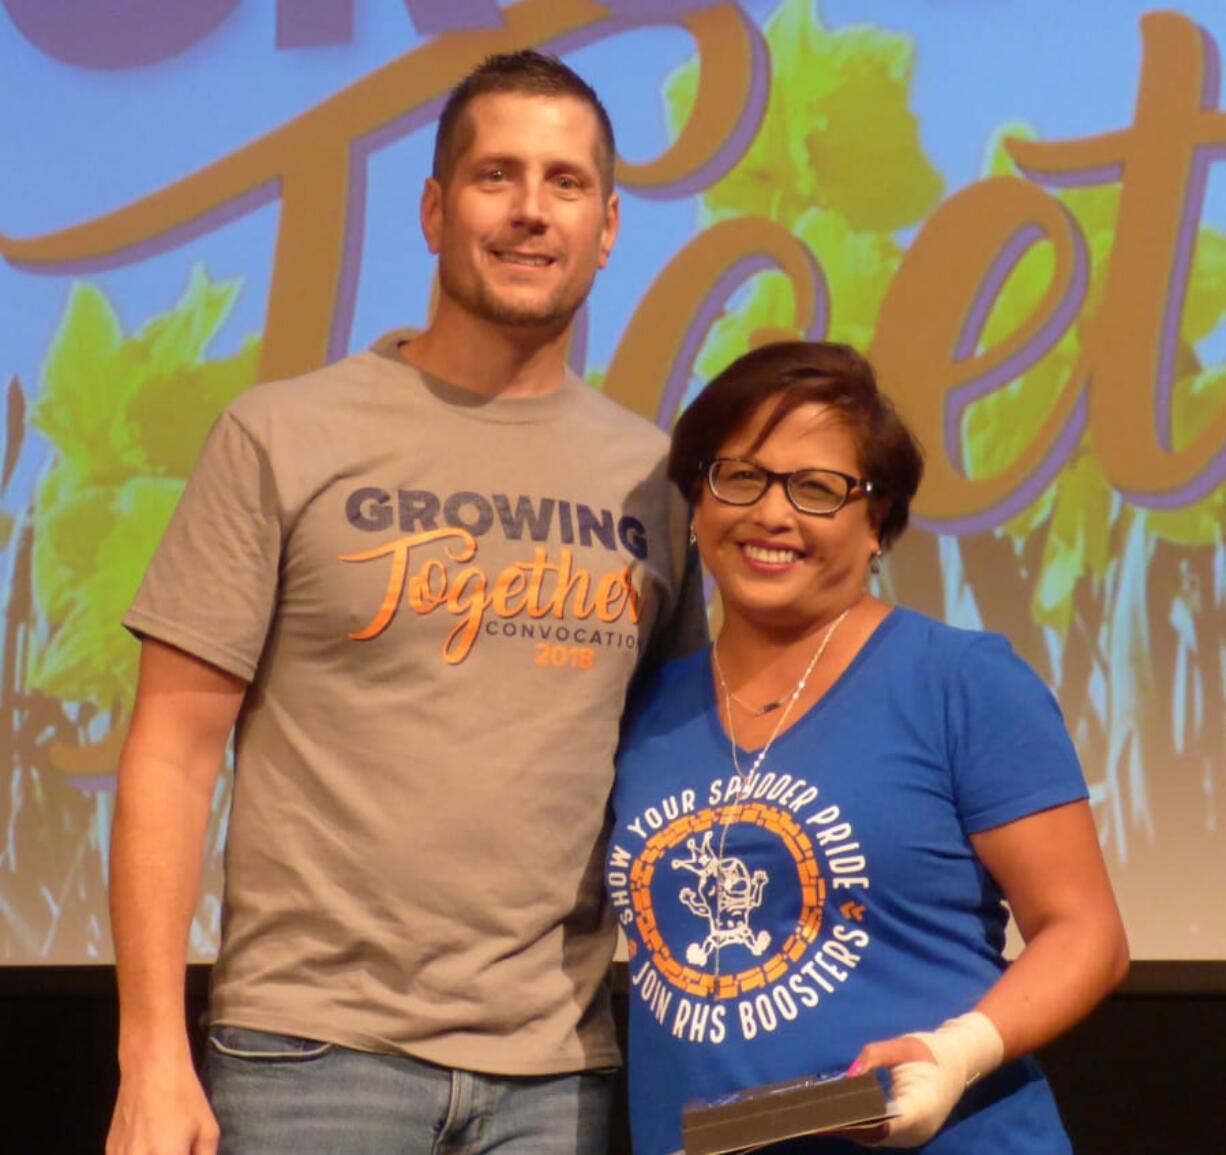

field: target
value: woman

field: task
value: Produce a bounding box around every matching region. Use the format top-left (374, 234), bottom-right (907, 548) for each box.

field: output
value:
top-left (607, 341), bottom-right (1128, 1153)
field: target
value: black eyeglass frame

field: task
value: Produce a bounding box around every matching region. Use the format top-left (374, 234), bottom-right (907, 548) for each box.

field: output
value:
top-left (703, 457), bottom-right (875, 516)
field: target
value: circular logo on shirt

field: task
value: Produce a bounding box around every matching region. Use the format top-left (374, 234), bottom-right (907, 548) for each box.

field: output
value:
top-left (629, 803), bottom-right (825, 999)
top-left (611, 781), bottom-right (874, 1044)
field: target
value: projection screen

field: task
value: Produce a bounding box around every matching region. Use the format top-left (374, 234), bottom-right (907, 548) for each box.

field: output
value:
top-left (0, 0), bottom-right (1223, 963)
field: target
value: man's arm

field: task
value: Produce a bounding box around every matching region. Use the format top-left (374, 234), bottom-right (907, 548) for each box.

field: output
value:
top-left (106, 639), bottom-right (248, 1155)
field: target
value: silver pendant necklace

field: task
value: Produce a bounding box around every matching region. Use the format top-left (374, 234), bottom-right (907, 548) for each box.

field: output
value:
top-left (708, 605), bottom-right (853, 976)
top-left (711, 640), bottom-right (794, 716)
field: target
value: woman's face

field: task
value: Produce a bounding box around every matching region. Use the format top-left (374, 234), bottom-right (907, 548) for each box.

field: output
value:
top-left (692, 400), bottom-right (879, 634)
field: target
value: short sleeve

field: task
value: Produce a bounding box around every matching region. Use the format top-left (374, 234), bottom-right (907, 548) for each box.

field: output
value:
top-left (946, 634), bottom-right (1089, 834)
top-left (123, 409), bottom-right (281, 681)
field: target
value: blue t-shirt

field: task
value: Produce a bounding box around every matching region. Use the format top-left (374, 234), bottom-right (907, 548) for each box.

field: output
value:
top-left (608, 608), bottom-right (1086, 1154)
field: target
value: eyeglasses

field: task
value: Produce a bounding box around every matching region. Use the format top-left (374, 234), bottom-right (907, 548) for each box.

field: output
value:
top-left (704, 457), bottom-right (874, 516)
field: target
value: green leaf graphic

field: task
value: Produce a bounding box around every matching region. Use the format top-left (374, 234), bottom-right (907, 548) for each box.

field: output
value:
top-left (26, 265), bottom-right (260, 709)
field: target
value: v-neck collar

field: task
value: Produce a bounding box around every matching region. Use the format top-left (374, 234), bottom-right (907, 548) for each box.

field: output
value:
top-left (701, 606), bottom-right (905, 760)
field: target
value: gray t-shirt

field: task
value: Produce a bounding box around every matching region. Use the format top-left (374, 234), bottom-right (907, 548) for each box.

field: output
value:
top-left (125, 334), bottom-right (705, 1075)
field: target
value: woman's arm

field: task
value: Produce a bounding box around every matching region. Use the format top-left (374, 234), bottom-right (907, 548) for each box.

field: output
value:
top-left (969, 798), bottom-right (1129, 1058)
top-left (848, 798), bottom-right (1128, 1147)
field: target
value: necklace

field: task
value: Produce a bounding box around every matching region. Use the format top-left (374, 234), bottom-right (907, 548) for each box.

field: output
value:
top-left (711, 606), bottom-right (852, 720)
top-left (708, 605), bottom-right (853, 975)
top-left (711, 642), bottom-right (792, 715)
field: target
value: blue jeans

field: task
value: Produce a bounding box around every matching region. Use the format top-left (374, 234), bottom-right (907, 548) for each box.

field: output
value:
top-left (204, 1026), bottom-right (614, 1155)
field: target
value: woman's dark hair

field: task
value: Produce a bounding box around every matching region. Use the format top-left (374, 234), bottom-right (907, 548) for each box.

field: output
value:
top-left (433, 50), bottom-right (616, 195)
top-left (669, 341), bottom-right (924, 550)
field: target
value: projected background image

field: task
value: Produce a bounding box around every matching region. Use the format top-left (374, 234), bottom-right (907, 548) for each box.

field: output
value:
top-left (0, 0), bottom-right (1223, 962)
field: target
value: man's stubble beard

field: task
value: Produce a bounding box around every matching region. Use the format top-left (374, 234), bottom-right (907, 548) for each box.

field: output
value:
top-left (438, 260), bottom-right (592, 333)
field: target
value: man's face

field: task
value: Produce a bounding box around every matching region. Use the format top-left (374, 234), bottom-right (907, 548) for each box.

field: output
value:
top-left (422, 92), bottom-right (619, 333)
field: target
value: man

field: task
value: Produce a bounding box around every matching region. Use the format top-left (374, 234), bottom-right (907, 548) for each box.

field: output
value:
top-left (106, 51), bottom-right (703, 1155)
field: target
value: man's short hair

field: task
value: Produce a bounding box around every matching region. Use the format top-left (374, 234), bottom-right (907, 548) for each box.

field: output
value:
top-left (433, 49), bottom-right (616, 195)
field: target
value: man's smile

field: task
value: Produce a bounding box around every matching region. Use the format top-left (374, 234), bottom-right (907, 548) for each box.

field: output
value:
top-left (492, 250), bottom-right (557, 267)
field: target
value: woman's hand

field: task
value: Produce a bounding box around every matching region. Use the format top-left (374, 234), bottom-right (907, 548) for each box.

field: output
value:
top-left (843, 1012), bottom-right (1004, 1148)
top-left (831, 1034), bottom-right (932, 1147)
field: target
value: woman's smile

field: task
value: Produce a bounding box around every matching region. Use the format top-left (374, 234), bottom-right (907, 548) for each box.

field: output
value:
top-left (739, 541), bottom-right (805, 569)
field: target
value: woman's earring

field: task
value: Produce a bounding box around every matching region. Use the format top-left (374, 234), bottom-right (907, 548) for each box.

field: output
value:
top-left (689, 524), bottom-right (698, 546)
top-left (869, 549), bottom-right (882, 575)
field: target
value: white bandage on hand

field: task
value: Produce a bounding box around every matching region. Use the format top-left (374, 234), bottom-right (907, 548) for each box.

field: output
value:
top-left (869, 1011), bottom-right (1005, 1149)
